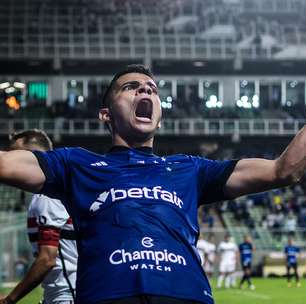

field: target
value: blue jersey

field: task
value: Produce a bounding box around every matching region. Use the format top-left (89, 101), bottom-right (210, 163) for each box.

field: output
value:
top-left (285, 245), bottom-right (300, 265)
top-left (33, 147), bottom-right (236, 304)
top-left (239, 242), bottom-right (253, 266)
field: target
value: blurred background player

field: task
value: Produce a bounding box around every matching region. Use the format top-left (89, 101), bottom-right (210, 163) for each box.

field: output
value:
top-left (217, 233), bottom-right (238, 289)
top-left (0, 130), bottom-right (78, 304)
top-left (239, 235), bottom-right (255, 290)
top-left (284, 237), bottom-right (301, 287)
top-left (197, 234), bottom-right (216, 278)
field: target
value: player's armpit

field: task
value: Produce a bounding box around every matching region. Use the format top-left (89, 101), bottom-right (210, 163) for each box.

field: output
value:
top-left (0, 150), bottom-right (45, 192)
top-left (224, 158), bottom-right (282, 199)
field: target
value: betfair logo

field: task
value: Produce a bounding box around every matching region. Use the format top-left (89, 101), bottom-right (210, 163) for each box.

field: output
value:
top-left (89, 186), bottom-right (183, 213)
top-left (89, 191), bottom-right (109, 212)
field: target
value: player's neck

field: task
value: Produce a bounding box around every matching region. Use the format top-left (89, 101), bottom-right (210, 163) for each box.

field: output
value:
top-left (112, 134), bottom-right (154, 149)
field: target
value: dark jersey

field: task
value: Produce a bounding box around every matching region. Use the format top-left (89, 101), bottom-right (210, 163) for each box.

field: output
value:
top-left (33, 147), bottom-right (237, 304)
top-left (285, 245), bottom-right (300, 265)
top-left (239, 242), bottom-right (253, 266)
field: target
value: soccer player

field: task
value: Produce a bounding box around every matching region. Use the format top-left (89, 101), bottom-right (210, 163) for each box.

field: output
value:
top-left (217, 234), bottom-right (238, 289)
top-left (239, 235), bottom-right (255, 290)
top-left (0, 130), bottom-right (78, 304)
top-left (284, 238), bottom-right (301, 287)
top-left (0, 64), bottom-right (306, 303)
top-left (197, 234), bottom-right (216, 278)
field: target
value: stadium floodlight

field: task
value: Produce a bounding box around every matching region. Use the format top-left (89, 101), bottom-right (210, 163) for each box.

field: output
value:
top-left (193, 61), bottom-right (205, 67)
top-left (166, 96), bottom-right (173, 102)
top-left (243, 100), bottom-right (252, 108)
top-left (158, 80), bottom-right (165, 87)
top-left (241, 95), bottom-right (248, 103)
top-left (206, 96), bottom-right (223, 108)
top-left (205, 101), bottom-right (212, 108)
top-left (70, 80), bottom-right (77, 87)
top-left (236, 100), bottom-right (242, 107)
top-left (209, 95), bottom-right (217, 103)
top-left (241, 80), bottom-right (248, 87)
top-left (5, 86), bottom-right (15, 94)
top-left (78, 95), bottom-right (84, 103)
top-left (252, 95), bottom-right (260, 108)
top-left (286, 101), bottom-right (292, 107)
top-left (0, 82), bottom-right (10, 90)
top-left (13, 82), bottom-right (26, 89)
top-left (216, 101), bottom-right (223, 108)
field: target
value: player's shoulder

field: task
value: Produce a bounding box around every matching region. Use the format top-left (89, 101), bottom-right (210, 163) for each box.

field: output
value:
top-left (197, 239), bottom-right (208, 247)
top-left (218, 241), bottom-right (226, 248)
top-left (29, 194), bottom-right (68, 218)
top-left (61, 147), bottom-right (101, 158)
top-left (210, 243), bottom-right (216, 250)
top-left (165, 153), bottom-right (210, 166)
top-left (58, 147), bottom-right (109, 165)
top-left (230, 242), bottom-right (238, 249)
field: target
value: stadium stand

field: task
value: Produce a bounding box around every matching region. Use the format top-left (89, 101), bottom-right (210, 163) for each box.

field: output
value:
top-left (0, 0), bottom-right (306, 60)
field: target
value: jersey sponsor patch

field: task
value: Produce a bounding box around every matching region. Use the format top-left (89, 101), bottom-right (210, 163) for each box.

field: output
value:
top-left (90, 186), bottom-right (184, 213)
top-left (109, 237), bottom-right (187, 273)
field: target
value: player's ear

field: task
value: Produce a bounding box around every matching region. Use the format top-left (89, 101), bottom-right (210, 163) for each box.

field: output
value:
top-left (99, 108), bottom-right (111, 123)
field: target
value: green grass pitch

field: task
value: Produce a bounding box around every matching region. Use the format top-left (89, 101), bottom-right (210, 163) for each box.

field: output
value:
top-left (1, 278), bottom-right (305, 304)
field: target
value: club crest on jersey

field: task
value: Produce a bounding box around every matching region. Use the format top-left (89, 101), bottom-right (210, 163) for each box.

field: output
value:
top-left (89, 186), bottom-right (183, 212)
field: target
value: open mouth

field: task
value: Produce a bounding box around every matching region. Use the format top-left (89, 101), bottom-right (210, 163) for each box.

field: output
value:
top-left (135, 99), bottom-right (153, 120)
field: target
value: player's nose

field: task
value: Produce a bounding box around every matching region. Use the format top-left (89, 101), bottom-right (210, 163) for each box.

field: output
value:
top-left (137, 83), bottom-right (152, 95)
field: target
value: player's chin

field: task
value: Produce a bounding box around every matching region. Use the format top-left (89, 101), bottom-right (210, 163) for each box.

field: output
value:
top-left (130, 122), bottom-right (158, 140)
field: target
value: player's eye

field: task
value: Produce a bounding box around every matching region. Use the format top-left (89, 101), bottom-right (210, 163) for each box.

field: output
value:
top-left (123, 83), bottom-right (137, 91)
top-left (151, 86), bottom-right (158, 94)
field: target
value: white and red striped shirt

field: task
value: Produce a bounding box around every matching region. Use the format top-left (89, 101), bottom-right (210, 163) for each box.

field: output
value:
top-left (27, 194), bottom-right (78, 304)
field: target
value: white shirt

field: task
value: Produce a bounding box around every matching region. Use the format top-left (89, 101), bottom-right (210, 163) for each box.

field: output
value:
top-left (218, 240), bottom-right (238, 264)
top-left (27, 194), bottom-right (78, 304)
top-left (197, 239), bottom-right (216, 265)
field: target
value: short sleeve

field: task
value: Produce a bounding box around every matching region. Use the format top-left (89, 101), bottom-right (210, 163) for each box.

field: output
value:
top-left (33, 148), bottom-right (71, 200)
top-left (195, 157), bottom-right (238, 205)
top-left (34, 195), bottom-right (69, 229)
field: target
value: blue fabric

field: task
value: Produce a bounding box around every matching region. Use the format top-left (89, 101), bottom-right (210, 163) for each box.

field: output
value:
top-left (33, 147), bottom-right (237, 304)
top-left (239, 242), bottom-right (253, 266)
top-left (285, 245), bottom-right (300, 265)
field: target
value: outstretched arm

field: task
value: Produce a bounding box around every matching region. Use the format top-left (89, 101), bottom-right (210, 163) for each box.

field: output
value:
top-left (0, 150), bottom-right (45, 192)
top-left (225, 126), bottom-right (306, 198)
top-left (0, 245), bottom-right (57, 304)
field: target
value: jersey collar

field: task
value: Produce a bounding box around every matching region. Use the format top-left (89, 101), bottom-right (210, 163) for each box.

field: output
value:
top-left (109, 146), bottom-right (153, 155)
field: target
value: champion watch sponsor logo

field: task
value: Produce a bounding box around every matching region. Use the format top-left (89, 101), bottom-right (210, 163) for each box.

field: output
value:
top-left (109, 237), bottom-right (187, 272)
top-left (89, 186), bottom-right (183, 213)
top-left (141, 237), bottom-right (154, 248)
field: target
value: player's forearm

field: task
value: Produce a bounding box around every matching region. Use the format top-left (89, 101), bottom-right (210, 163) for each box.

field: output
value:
top-left (6, 257), bottom-right (55, 303)
top-left (275, 125), bottom-right (306, 186)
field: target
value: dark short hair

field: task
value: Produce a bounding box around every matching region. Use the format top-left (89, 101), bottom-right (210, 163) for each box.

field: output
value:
top-left (101, 64), bottom-right (155, 108)
top-left (9, 129), bottom-right (53, 151)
